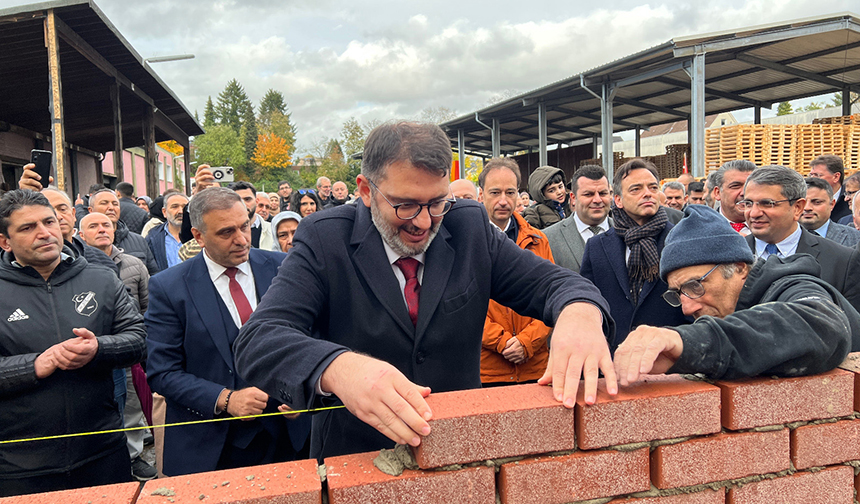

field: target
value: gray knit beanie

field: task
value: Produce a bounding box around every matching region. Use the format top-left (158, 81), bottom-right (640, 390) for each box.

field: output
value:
top-left (659, 205), bottom-right (754, 282)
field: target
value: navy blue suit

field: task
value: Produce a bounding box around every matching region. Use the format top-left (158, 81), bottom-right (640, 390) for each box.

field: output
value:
top-left (146, 248), bottom-right (309, 476)
top-left (580, 224), bottom-right (692, 350)
top-left (145, 222), bottom-right (169, 272)
top-left (233, 200), bottom-right (613, 460)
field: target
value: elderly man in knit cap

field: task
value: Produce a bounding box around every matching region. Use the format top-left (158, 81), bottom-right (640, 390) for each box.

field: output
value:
top-left (613, 204), bottom-right (860, 385)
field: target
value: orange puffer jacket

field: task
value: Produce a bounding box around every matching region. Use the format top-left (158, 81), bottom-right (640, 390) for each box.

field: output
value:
top-left (481, 212), bottom-right (554, 384)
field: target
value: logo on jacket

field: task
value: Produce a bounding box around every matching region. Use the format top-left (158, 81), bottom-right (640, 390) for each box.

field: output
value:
top-left (72, 291), bottom-right (98, 317)
top-left (7, 308), bottom-right (29, 322)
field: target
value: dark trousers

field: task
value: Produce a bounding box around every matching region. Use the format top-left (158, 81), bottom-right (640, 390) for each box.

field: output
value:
top-left (0, 445), bottom-right (131, 497)
top-left (216, 422), bottom-right (296, 471)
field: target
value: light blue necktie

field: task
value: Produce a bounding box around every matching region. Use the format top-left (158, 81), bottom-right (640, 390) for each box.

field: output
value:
top-left (764, 243), bottom-right (779, 257)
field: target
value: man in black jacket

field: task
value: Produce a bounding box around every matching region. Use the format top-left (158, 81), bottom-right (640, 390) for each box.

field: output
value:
top-left (613, 205), bottom-right (857, 385)
top-left (89, 189), bottom-right (159, 275)
top-left (115, 182), bottom-right (150, 235)
top-left (0, 190), bottom-right (146, 496)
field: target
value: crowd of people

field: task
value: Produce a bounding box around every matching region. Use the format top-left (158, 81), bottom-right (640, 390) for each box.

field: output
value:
top-left (1, 121), bottom-right (858, 497)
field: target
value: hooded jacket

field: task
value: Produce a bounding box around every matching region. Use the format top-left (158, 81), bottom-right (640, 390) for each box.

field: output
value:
top-left (522, 165), bottom-right (570, 230)
top-left (670, 254), bottom-right (858, 379)
top-left (481, 212), bottom-right (554, 383)
top-left (0, 246), bottom-right (146, 479)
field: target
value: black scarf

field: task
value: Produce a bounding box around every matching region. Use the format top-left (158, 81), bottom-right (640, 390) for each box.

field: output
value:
top-left (612, 203), bottom-right (668, 305)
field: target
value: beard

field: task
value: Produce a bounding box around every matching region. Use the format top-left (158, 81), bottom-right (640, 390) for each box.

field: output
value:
top-left (370, 196), bottom-right (441, 257)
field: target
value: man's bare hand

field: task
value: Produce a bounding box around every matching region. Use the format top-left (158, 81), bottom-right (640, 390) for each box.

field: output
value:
top-left (53, 328), bottom-right (99, 371)
top-left (192, 165), bottom-right (215, 195)
top-left (502, 337), bottom-right (526, 364)
top-left (18, 163), bottom-right (53, 192)
top-left (225, 387), bottom-right (269, 419)
top-left (34, 347), bottom-right (60, 379)
top-left (538, 302), bottom-right (617, 407)
top-left (321, 352), bottom-right (432, 447)
top-left (278, 403), bottom-right (301, 420)
top-left (613, 325), bottom-right (683, 386)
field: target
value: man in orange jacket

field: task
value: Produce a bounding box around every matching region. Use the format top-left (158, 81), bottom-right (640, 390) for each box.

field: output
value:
top-left (478, 157), bottom-right (554, 385)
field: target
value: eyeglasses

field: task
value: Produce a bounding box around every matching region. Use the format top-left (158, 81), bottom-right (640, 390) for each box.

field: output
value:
top-left (366, 178), bottom-right (455, 220)
top-left (845, 190), bottom-right (858, 200)
top-left (662, 264), bottom-right (721, 307)
top-left (297, 189), bottom-right (316, 195)
top-left (735, 198), bottom-right (795, 210)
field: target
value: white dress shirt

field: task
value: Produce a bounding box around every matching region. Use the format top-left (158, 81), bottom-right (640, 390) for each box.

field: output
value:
top-left (574, 214), bottom-right (609, 242)
top-left (382, 239), bottom-right (425, 309)
top-left (755, 224), bottom-right (802, 260)
top-left (202, 251), bottom-right (257, 328)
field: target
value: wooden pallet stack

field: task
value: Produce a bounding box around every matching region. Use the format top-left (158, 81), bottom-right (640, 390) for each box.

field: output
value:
top-left (845, 126), bottom-right (860, 170)
top-left (812, 114), bottom-right (860, 126)
top-left (794, 124), bottom-right (847, 174)
top-left (769, 125), bottom-right (795, 168)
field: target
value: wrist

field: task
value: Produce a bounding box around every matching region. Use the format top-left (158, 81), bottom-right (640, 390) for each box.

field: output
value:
top-left (223, 389), bottom-right (235, 415)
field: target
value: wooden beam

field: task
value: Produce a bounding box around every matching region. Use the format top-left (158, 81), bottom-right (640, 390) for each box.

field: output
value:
top-left (45, 10), bottom-right (66, 191)
top-left (51, 14), bottom-right (155, 106)
top-left (183, 145), bottom-right (191, 196)
top-left (110, 81), bottom-right (124, 182)
top-left (143, 106), bottom-right (158, 197)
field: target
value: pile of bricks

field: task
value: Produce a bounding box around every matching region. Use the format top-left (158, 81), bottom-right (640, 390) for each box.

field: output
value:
top-left (704, 117), bottom-right (860, 175)
top-left (7, 353), bottom-right (860, 504)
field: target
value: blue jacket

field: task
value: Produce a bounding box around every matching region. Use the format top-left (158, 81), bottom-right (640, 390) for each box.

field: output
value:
top-left (145, 222), bottom-right (170, 272)
top-left (580, 223), bottom-right (692, 350)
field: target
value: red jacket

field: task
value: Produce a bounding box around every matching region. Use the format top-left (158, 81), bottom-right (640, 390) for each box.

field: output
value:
top-left (481, 212), bottom-right (554, 383)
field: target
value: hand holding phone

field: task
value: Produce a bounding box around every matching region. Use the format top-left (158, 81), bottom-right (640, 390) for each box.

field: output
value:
top-left (30, 149), bottom-right (53, 187)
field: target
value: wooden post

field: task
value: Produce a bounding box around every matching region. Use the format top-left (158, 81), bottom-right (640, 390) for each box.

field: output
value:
top-left (182, 144), bottom-right (191, 196)
top-left (144, 106), bottom-right (158, 197)
top-left (110, 81), bottom-right (124, 182)
top-left (45, 10), bottom-right (66, 191)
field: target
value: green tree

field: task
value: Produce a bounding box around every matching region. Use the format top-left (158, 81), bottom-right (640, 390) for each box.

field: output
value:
top-left (258, 110), bottom-right (297, 153)
top-left (803, 101), bottom-right (824, 112)
top-left (215, 79), bottom-right (252, 136)
top-left (341, 117), bottom-right (365, 158)
top-left (203, 96), bottom-right (216, 128)
top-left (193, 124), bottom-right (246, 169)
top-left (832, 92), bottom-right (859, 108)
top-left (241, 106), bottom-right (258, 170)
top-left (776, 102), bottom-right (793, 116)
top-left (259, 89), bottom-right (287, 116)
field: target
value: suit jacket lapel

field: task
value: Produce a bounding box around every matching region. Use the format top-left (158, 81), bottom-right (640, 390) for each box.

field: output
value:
top-left (795, 227), bottom-right (821, 259)
top-left (414, 224), bottom-right (454, 344)
top-left (561, 218), bottom-right (585, 271)
top-left (185, 254), bottom-right (235, 371)
top-left (350, 204), bottom-right (416, 337)
top-left (604, 231), bottom-right (631, 297)
top-left (637, 224), bottom-right (671, 304)
top-left (248, 250), bottom-right (277, 302)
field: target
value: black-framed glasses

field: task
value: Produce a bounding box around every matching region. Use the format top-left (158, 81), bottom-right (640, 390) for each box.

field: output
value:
top-left (735, 198), bottom-right (795, 210)
top-left (366, 178), bottom-right (455, 220)
top-left (297, 188), bottom-right (316, 195)
top-left (662, 264), bottom-right (721, 307)
top-left (845, 190), bottom-right (858, 201)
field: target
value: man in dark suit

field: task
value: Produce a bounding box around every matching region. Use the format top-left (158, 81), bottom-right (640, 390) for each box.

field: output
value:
top-left (146, 192), bottom-right (188, 271)
top-left (233, 122), bottom-right (617, 460)
top-left (580, 159), bottom-right (691, 351)
top-left (146, 187), bottom-right (308, 476)
top-left (544, 165), bottom-right (613, 273)
top-left (800, 177), bottom-right (860, 248)
top-left (115, 182), bottom-right (151, 235)
top-left (742, 165), bottom-right (860, 312)
top-left (809, 155), bottom-right (851, 223)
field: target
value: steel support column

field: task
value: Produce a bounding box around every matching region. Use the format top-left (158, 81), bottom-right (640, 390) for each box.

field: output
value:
top-left (690, 52), bottom-right (706, 178)
top-left (491, 118), bottom-right (500, 158)
top-left (601, 83), bottom-right (615, 181)
top-left (457, 129), bottom-right (465, 179)
top-left (754, 104), bottom-right (762, 124)
top-left (538, 101), bottom-right (548, 166)
top-left (110, 82), bottom-right (124, 182)
top-left (844, 87), bottom-right (853, 117)
top-left (635, 126), bottom-right (642, 157)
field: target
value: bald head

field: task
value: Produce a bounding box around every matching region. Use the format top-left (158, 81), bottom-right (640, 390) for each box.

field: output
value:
top-left (41, 187), bottom-right (75, 241)
top-left (79, 212), bottom-right (115, 254)
top-left (450, 179), bottom-right (478, 200)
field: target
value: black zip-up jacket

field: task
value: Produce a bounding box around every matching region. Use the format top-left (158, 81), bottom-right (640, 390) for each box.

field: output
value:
top-left (0, 247), bottom-right (146, 479)
top-left (670, 254), bottom-right (858, 379)
top-left (114, 219), bottom-right (159, 276)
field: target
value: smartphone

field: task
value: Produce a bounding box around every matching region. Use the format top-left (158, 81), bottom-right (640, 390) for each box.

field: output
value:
top-left (30, 149), bottom-right (53, 186)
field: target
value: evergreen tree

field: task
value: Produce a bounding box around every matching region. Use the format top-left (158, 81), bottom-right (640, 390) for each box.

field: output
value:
top-left (215, 79), bottom-right (252, 136)
top-left (203, 96), bottom-right (216, 127)
top-left (259, 89), bottom-right (287, 117)
top-left (242, 106), bottom-right (258, 170)
top-left (776, 102), bottom-right (793, 116)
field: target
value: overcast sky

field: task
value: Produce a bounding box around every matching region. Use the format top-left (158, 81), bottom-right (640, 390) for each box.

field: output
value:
top-left (3, 0), bottom-right (857, 152)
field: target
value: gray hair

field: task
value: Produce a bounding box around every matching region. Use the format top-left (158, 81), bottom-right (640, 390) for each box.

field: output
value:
top-left (188, 187), bottom-right (243, 233)
top-left (362, 121), bottom-right (452, 182)
top-left (805, 177), bottom-right (834, 199)
top-left (745, 165), bottom-right (807, 201)
top-left (661, 181), bottom-right (685, 194)
top-left (41, 186), bottom-right (71, 205)
top-left (715, 160), bottom-right (756, 190)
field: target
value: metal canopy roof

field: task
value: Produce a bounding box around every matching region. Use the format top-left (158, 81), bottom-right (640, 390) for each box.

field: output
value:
top-left (441, 13), bottom-right (860, 157)
top-left (0, 0), bottom-right (204, 153)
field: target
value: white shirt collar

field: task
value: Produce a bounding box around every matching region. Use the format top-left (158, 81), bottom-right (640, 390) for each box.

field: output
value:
top-left (201, 249), bottom-right (253, 283)
top-left (755, 223), bottom-right (802, 259)
top-left (574, 213), bottom-right (609, 235)
top-left (811, 218), bottom-right (831, 237)
top-left (490, 218), bottom-right (512, 233)
top-left (251, 214), bottom-right (262, 228)
top-left (381, 238), bottom-right (425, 267)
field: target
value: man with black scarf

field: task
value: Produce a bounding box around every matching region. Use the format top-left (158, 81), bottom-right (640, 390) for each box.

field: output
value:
top-left (581, 159), bottom-right (692, 351)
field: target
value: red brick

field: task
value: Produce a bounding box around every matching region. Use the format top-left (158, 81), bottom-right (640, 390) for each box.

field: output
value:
top-left (325, 451), bottom-right (494, 504)
top-left (498, 447), bottom-right (650, 504)
top-left (716, 369), bottom-right (853, 430)
top-left (837, 352), bottom-right (860, 411)
top-left (0, 482), bottom-right (139, 504)
top-left (790, 419), bottom-right (860, 469)
top-left (727, 466), bottom-right (853, 504)
top-left (651, 429), bottom-right (789, 489)
top-left (607, 489), bottom-right (724, 504)
top-left (413, 383), bottom-right (574, 468)
top-left (576, 375), bottom-right (721, 449)
top-left (137, 459), bottom-right (320, 504)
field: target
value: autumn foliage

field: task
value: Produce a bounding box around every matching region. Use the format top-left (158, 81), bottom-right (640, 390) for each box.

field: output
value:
top-left (252, 133), bottom-right (293, 169)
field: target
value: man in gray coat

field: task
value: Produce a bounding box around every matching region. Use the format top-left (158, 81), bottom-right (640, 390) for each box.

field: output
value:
top-left (801, 177), bottom-right (860, 248)
top-left (544, 165), bottom-right (613, 273)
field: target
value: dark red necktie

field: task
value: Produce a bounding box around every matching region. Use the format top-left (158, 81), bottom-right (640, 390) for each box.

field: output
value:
top-left (730, 222), bottom-right (746, 232)
top-left (395, 257), bottom-right (421, 327)
top-left (224, 267), bottom-right (253, 326)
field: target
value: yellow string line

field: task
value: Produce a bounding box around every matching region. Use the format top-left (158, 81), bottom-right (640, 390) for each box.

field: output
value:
top-left (0, 405), bottom-right (346, 445)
